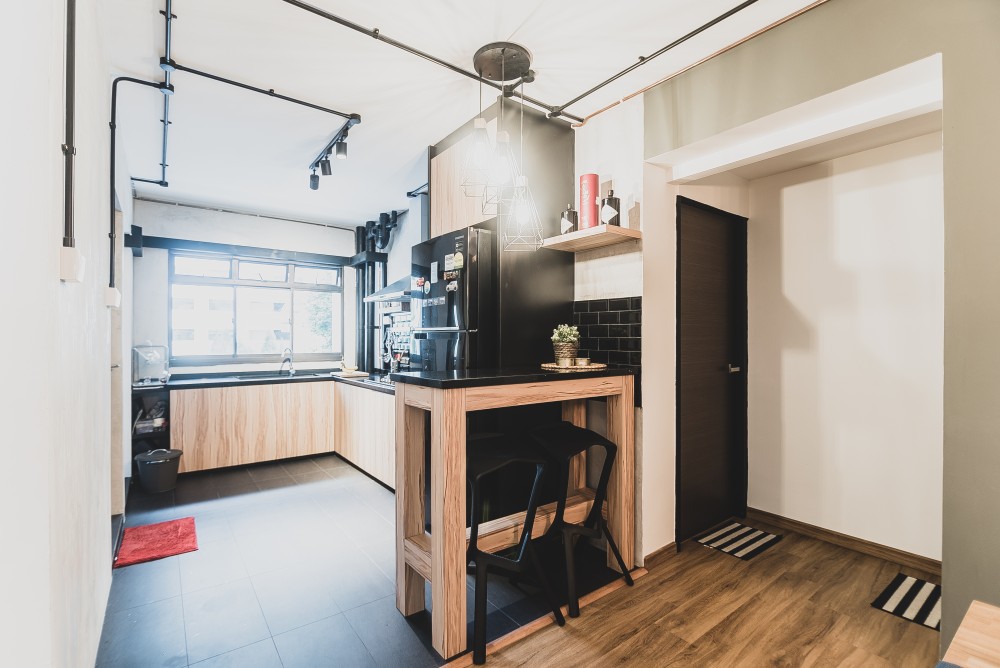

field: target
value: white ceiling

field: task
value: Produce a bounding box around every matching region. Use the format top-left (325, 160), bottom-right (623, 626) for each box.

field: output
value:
top-left (102, 0), bottom-right (821, 229)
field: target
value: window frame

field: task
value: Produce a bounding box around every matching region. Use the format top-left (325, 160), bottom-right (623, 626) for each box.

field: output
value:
top-left (168, 251), bottom-right (344, 366)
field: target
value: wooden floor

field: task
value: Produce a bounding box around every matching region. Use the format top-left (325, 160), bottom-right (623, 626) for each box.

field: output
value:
top-left (485, 520), bottom-right (940, 667)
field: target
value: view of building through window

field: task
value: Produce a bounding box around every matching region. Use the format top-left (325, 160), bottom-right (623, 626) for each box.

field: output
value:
top-left (169, 252), bottom-right (343, 362)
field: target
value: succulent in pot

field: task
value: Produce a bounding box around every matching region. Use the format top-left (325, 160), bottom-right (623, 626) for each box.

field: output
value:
top-left (551, 324), bottom-right (580, 361)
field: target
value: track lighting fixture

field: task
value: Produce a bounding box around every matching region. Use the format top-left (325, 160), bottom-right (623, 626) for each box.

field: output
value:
top-left (306, 115), bottom-right (359, 189)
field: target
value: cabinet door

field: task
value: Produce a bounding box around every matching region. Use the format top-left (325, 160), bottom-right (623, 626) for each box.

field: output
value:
top-left (172, 387), bottom-right (245, 473)
top-left (430, 134), bottom-right (492, 238)
top-left (370, 390), bottom-right (397, 488)
top-left (236, 384), bottom-right (283, 466)
top-left (284, 381), bottom-right (335, 457)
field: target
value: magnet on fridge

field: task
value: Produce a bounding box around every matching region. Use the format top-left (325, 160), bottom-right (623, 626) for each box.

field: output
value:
top-left (453, 251), bottom-right (464, 269)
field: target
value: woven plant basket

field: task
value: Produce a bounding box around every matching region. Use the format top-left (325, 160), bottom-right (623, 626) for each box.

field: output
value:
top-left (552, 341), bottom-right (579, 361)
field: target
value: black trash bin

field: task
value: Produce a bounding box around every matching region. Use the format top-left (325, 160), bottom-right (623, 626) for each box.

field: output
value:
top-left (135, 449), bottom-right (183, 493)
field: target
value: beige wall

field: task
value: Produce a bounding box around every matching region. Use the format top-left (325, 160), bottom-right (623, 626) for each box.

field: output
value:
top-left (747, 133), bottom-right (944, 559)
top-left (643, 0), bottom-right (1000, 645)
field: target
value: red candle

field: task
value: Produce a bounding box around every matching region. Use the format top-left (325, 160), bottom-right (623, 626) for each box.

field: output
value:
top-left (579, 173), bottom-right (599, 229)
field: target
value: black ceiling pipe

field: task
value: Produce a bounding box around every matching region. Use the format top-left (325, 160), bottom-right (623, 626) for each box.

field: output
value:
top-left (62, 0), bottom-right (77, 248)
top-left (551, 0), bottom-right (761, 117)
top-left (278, 0), bottom-right (584, 123)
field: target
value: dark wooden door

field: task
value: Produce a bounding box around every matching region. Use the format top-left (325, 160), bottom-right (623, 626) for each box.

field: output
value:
top-left (676, 196), bottom-right (748, 544)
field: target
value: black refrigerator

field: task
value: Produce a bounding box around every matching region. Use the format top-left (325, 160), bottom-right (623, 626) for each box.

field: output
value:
top-left (409, 219), bottom-right (574, 372)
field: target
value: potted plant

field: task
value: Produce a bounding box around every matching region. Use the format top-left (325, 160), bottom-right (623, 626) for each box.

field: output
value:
top-left (551, 324), bottom-right (580, 362)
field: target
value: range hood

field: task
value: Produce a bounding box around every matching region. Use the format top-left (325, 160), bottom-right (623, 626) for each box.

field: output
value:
top-left (363, 276), bottom-right (411, 303)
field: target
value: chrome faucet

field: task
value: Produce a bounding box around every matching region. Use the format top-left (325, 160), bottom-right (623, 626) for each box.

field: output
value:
top-left (279, 348), bottom-right (295, 376)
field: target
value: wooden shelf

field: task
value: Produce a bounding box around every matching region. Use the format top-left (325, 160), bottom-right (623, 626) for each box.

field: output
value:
top-left (542, 225), bottom-right (642, 253)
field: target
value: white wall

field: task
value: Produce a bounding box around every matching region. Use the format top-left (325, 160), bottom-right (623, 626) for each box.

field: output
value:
top-left (574, 97), bottom-right (643, 301)
top-left (1, 0), bottom-right (118, 664)
top-left (131, 200), bottom-right (357, 369)
top-left (385, 149), bottom-right (428, 283)
top-left (572, 98), bottom-right (657, 561)
top-left (747, 133), bottom-right (944, 558)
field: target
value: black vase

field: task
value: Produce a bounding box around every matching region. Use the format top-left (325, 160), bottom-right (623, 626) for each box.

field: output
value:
top-left (600, 190), bottom-right (621, 226)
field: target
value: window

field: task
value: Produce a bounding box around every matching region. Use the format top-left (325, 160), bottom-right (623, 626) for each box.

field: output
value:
top-left (169, 252), bottom-right (344, 364)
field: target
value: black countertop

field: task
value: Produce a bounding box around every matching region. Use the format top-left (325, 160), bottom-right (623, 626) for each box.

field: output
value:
top-left (136, 372), bottom-right (395, 395)
top-left (389, 366), bottom-right (633, 389)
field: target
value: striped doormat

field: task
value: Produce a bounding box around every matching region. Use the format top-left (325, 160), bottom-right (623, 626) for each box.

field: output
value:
top-left (696, 521), bottom-right (782, 560)
top-left (871, 573), bottom-right (941, 630)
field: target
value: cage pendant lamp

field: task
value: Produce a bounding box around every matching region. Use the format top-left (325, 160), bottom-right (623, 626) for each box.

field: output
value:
top-left (498, 174), bottom-right (543, 252)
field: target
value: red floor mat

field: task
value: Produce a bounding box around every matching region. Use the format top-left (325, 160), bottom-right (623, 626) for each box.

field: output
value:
top-left (115, 517), bottom-right (198, 568)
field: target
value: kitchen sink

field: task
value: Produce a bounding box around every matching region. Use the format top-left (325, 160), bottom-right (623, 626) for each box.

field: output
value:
top-left (232, 371), bottom-right (330, 380)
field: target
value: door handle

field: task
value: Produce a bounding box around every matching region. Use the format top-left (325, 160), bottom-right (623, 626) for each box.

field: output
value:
top-left (728, 364), bottom-right (741, 374)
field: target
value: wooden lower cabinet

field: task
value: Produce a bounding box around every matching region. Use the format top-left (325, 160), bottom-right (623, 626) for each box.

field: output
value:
top-left (171, 381), bottom-right (335, 473)
top-left (334, 383), bottom-right (396, 488)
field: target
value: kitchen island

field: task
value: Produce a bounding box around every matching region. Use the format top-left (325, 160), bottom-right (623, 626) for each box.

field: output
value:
top-left (390, 367), bottom-right (635, 659)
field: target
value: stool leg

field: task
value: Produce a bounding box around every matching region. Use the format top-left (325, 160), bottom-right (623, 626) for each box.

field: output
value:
top-left (527, 542), bottom-right (566, 627)
top-left (603, 523), bottom-right (634, 586)
top-left (563, 530), bottom-right (580, 618)
top-left (473, 559), bottom-right (489, 665)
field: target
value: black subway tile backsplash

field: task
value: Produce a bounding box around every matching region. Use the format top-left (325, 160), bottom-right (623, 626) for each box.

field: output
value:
top-left (609, 298), bottom-right (631, 311)
top-left (608, 324), bottom-right (630, 338)
top-left (573, 296), bottom-right (642, 406)
top-left (588, 299), bottom-right (609, 312)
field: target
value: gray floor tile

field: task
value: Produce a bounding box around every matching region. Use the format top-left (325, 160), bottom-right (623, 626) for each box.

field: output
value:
top-left (345, 596), bottom-right (440, 668)
top-left (188, 638), bottom-right (282, 668)
top-left (312, 454), bottom-right (349, 470)
top-left (251, 564), bottom-right (342, 635)
top-left (107, 556), bottom-right (181, 613)
top-left (179, 536), bottom-right (247, 593)
top-left (246, 462), bottom-right (292, 482)
top-left (280, 457), bottom-right (321, 476)
top-left (183, 579), bottom-right (271, 664)
top-left (320, 551), bottom-right (395, 612)
top-left (292, 469), bottom-right (333, 484)
top-left (273, 614), bottom-right (376, 668)
top-left (96, 596), bottom-right (187, 668)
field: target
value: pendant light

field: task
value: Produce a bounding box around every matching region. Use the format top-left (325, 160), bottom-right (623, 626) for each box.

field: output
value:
top-left (460, 80), bottom-right (492, 199)
top-left (468, 42), bottom-right (543, 251)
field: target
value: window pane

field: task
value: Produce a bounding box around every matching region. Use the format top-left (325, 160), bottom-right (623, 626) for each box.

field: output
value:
top-left (293, 266), bottom-right (340, 286)
top-left (174, 256), bottom-right (231, 278)
top-left (236, 287), bottom-right (291, 355)
top-left (170, 284), bottom-right (234, 356)
top-left (293, 290), bottom-right (342, 354)
top-left (238, 262), bottom-right (288, 282)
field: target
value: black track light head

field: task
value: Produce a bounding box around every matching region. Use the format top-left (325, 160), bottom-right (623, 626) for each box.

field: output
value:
top-left (320, 157), bottom-right (332, 176)
top-left (335, 140), bottom-right (347, 160)
top-left (309, 170), bottom-right (319, 190)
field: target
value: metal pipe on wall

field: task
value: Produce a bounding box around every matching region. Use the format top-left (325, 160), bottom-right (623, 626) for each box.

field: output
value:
top-left (109, 76), bottom-right (169, 289)
top-left (62, 0), bottom-right (77, 248)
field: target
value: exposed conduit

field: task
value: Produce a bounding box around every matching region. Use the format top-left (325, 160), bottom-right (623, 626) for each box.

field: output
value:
top-left (569, 0), bottom-right (831, 127)
top-left (62, 0), bottom-right (77, 248)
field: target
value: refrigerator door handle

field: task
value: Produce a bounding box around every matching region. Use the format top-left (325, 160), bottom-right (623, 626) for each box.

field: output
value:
top-left (412, 327), bottom-right (462, 332)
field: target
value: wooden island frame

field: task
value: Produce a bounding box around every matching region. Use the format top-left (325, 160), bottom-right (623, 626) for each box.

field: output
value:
top-left (393, 372), bottom-right (635, 660)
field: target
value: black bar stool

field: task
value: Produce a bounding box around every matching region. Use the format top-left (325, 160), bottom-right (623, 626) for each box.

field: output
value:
top-left (528, 422), bottom-right (634, 618)
top-left (466, 433), bottom-right (566, 665)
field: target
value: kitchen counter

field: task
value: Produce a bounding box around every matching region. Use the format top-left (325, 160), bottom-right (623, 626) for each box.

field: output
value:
top-left (389, 366), bottom-right (632, 389)
top-left (138, 371), bottom-right (394, 394)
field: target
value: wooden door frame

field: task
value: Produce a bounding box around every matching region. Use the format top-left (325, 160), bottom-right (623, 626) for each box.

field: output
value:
top-left (674, 195), bottom-right (749, 547)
